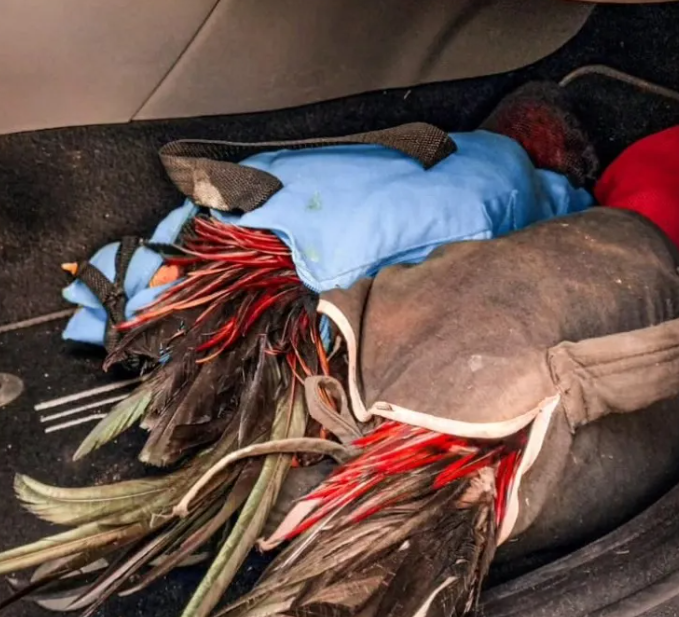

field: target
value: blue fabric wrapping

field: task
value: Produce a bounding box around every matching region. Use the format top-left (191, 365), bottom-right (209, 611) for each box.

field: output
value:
top-left (211, 130), bottom-right (592, 292)
top-left (62, 130), bottom-right (592, 347)
top-left (64, 306), bottom-right (110, 346)
top-left (62, 202), bottom-right (198, 344)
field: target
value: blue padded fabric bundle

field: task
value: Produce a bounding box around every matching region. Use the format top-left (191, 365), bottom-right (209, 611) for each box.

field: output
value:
top-left (62, 130), bottom-right (592, 347)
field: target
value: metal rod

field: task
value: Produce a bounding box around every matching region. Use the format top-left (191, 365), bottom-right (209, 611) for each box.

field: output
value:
top-left (40, 393), bottom-right (128, 423)
top-left (34, 377), bottom-right (142, 411)
top-left (560, 65), bottom-right (679, 103)
top-left (0, 309), bottom-right (76, 335)
top-left (44, 414), bottom-right (107, 434)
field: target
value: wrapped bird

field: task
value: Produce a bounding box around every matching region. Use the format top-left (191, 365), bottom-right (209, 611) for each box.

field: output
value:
top-left (10, 85), bottom-right (679, 617)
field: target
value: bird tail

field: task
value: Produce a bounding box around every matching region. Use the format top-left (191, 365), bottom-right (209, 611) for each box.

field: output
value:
top-left (0, 216), bottom-right (336, 617)
top-left (221, 421), bottom-right (526, 617)
top-left (83, 215), bottom-right (327, 467)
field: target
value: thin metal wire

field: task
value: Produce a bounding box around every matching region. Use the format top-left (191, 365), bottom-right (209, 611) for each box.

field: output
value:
top-left (34, 376), bottom-right (143, 411)
top-left (40, 393), bottom-right (128, 423)
top-left (0, 308), bottom-right (76, 335)
top-left (560, 65), bottom-right (679, 103)
top-left (44, 414), bottom-right (107, 434)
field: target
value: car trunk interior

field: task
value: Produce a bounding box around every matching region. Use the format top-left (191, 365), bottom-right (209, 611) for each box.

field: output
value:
top-left (2, 4), bottom-right (679, 617)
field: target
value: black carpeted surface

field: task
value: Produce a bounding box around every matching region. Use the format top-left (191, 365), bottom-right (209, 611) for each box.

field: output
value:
top-left (2, 3), bottom-right (679, 617)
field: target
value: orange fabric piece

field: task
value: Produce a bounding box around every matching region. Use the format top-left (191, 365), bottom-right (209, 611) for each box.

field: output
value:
top-left (149, 264), bottom-right (182, 288)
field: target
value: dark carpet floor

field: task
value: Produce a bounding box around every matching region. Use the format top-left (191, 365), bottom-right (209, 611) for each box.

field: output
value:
top-left (2, 3), bottom-right (679, 617)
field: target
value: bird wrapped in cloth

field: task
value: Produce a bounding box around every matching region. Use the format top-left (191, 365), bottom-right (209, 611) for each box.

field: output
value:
top-left (0, 82), bottom-right (609, 617)
top-left (217, 202), bottom-right (679, 617)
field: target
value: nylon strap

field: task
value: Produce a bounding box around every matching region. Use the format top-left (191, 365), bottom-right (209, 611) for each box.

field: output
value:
top-left (76, 236), bottom-right (140, 354)
top-left (304, 375), bottom-right (363, 445)
top-left (159, 122), bottom-right (457, 213)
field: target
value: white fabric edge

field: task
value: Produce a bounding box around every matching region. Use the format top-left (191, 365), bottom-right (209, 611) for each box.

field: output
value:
top-left (368, 401), bottom-right (540, 440)
top-left (497, 394), bottom-right (560, 545)
top-left (317, 298), bottom-right (371, 421)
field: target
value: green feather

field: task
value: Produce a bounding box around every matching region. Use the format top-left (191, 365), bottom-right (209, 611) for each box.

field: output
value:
top-left (181, 382), bottom-right (308, 617)
top-left (14, 474), bottom-right (175, 526)
top-left (0, 524), bottom-right (101, 566)
top-left (0, 523), bottom-right (144, 576)
top-left (73, 389), bottom-right (152, 461)
top-left (121, 462), bottom-right (260, 597)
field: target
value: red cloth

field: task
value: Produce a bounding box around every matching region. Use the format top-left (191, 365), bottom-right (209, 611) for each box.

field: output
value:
top-left (596, 126), bottom-right (679, 250)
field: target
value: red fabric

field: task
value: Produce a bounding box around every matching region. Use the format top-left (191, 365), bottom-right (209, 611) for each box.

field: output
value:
top-left (596, 126), bottom-right (679, 250)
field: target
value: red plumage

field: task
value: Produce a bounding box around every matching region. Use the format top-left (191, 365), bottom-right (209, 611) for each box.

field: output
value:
top-left (277, 420), bottom-right (526, 545)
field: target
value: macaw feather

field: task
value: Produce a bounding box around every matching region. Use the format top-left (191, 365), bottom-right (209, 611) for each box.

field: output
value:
top-left (138, 353), bottom-right (237, 467)
top-left (67, 531), bottom-right (176, 615)
top-left (0, 555), bottom-right (104, 612)
top-left (0, 523), bottom-right (145, 577)
top-left (7, 552), bottom-right (209, 613)
top-left (46, 485), bottom-right (229, 615)
top-left (218, 425), bottom-right (525, 617)
top-left (119, 460), bottom-right (262, 598)
top-left (103, 312), bottom-right (191, 367)
top-left (32, 555), bottom-right (110, 583)
top-left (179, 383), bottom-right (308, 617)
top-left (1, 218), bottom-right (338, 617)
top-left (13, 473), bottom-right (179, 526)
top-left (73, 389), bottom-right (152, 461)
top-left (80, 216), bottom-right (323, 470)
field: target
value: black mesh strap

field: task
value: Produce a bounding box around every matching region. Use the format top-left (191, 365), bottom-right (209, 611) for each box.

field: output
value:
top-left (114, 236), bottom-right (139, 294)
top-left (159, 122), bottom-right (456, 213)
top-left (76, 263), bottom-right (119, 315)
top-left (160, 156), bottom-right (283, 213)
top-left (76, 236), bottom-right (140, 353)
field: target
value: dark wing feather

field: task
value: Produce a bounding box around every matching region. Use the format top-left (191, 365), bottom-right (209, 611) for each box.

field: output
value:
top-left (1, 218), bottom-right (330, 617)
top-left (220, 468), bottom-right (497, 617)
top-left (139, 351), bottom-right (234, 466)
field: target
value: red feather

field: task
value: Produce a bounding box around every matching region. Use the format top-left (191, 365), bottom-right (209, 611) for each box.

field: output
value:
top-left (280, 421), bottom-right (526, 544)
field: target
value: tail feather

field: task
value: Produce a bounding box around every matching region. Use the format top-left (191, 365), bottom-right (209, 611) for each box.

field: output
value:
top-left (0, 217), bottom-right (331, 617)
top-left (221, 423), bottom-right (525, 617)
top-left (94, 215), bottom-right (322, 467)
top-left (4, 214), bottom-right (525, 617)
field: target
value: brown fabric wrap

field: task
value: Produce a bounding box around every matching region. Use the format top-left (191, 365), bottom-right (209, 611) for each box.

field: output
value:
top-left (322, 208), bottom-right (679, 429)
top-left (549, 319), bottom-right (679, 429)
top-left (499, 395), bottom-right (679, 558)
top-left (321, 207), bottom-right (679, 550)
